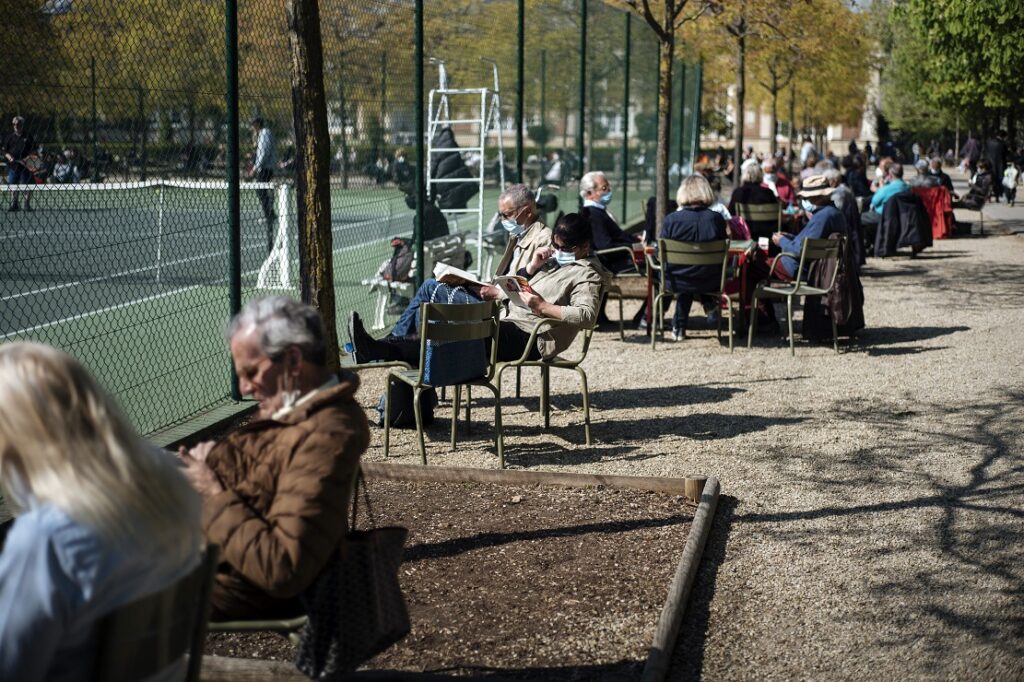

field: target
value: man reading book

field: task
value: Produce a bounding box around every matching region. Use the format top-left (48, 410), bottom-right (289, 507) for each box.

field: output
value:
top-left (349, 213), bottom-right (607, 364)
top-left (349, 184), bottom-right (552, 353)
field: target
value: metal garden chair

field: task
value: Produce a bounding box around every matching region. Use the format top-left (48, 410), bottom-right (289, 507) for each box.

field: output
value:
top-left (646, 238), bottom-right (737, 350)
top-left (93, 545), bottom-right (219, 682)
top-left (736, 202), bottom-right (782, 237)
top-left (747, 237), bottom-right (843, 356)
top-left (383, 300), bottom-right (502, 466)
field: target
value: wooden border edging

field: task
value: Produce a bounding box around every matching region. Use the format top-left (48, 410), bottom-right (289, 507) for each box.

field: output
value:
top-left (640, 477), bottom-right (720, 682)
top-left (360, 461), bottom-right (691, 494)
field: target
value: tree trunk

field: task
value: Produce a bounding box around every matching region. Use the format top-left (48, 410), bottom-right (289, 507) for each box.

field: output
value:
top-left (338, 79), bottom-right (349, 190)
top-left (788, 80), bottom-right (796, 176)
top-left (732, 28), bottom-right (745, 185)
top-left (655, 31), bottom-right (674, 237)
top-left (286, 0), bottom-right (340, 373)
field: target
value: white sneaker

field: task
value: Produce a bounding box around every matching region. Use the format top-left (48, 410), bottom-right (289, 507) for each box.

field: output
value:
top-left (671, 329), bottom-right (685, 342)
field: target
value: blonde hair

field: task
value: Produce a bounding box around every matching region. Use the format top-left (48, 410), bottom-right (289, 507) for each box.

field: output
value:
top-left (676, 174), bottom-right (716, 207)
top-left (0, 343), bottom-right (199, 559)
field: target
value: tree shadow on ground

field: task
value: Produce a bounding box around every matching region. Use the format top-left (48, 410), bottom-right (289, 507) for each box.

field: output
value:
top-left (861, 266), bottom-right (929, 278)
top-left (539, 384), bottom-right (745, 412)
top-left (668, 495), bottom-right (738, 681)
top-left (734, 389), bottom-right (1024, 662)
top-left (864, 345), bottom-right (947, 356)
top-left (500, 414), bottom-right (808, 444)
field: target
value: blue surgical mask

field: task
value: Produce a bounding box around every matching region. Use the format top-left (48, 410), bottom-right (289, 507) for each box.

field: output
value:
top-left (502, 219), bottom-right (525, 237)
top-left (554, 249), bottom-right (576, 266)
top-left (599, 191), bottom-right (613, 206)
top-left (800, 198), bottom-right (817, 213)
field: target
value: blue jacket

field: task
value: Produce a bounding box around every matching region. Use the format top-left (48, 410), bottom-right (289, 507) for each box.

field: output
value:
top-left (869, 179), bottom-right (909, 214)
top-left (660, 206), bottom-right (728, 293)
top-left (778, 205), bottom-right (847, 279)
top-left (0, 504), bottom-right (200, 682)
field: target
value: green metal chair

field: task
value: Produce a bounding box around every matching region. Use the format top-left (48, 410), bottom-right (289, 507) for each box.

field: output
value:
top-left (736, 202), bottom-right (782, 237)
top-left (594, 244), bottom-right (644, 341)
top-left (646, 238), bottom-right (736, 350)
top-left (384, 300), bottom-right (502, 466)
top-left (93, 544), bottom-right (219, 682)
top-left (494, 313), bottom-right (599, 450)
top-left (747, 237), bottom-right (843, 356)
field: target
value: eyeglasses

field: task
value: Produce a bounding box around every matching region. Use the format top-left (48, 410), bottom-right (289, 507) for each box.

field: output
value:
top-left (498, 205), bottom-right (524, 220)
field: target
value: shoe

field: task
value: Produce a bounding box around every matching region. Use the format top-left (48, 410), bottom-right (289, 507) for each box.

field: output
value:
top-left (671, 329), bottom-right (685, 342)
top-left (348, 312), bottom-right (388, 364)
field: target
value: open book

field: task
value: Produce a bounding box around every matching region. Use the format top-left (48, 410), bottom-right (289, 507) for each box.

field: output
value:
top-left (494, 275), bottom-right (536, 308)
top-left (433, 262), bottom-right (487, 287)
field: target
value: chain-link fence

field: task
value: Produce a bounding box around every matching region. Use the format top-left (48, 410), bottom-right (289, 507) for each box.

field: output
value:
top-left (0, 0), bottom-right (704, 437)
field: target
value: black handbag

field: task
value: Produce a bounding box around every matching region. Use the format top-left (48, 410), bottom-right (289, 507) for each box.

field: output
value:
top-left (295, 472), bottom-right (411, 679)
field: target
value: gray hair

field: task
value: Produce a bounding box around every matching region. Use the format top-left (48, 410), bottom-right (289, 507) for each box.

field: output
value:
top-left (676, 174), bottom-right (717, 207)
top-left (889, 162), bottom-right (904, 179)
top-left (814, 159), bottom-right (834, 171)
top-left (761, 158), bottom-right (776, 173)
top-left (499, 183), bottom-right (535, 211)
top-left (579, 171), bottom-right (607, 198)
top-left (915, 159), bottom-right (929, 173)
top-left (11, 115), bottom-right (24, 125)
top-left (227, 296), bottom-right (326, 365)
top-left (822, 168), bottom-right (842, 185)
top-left (741, 163), bottom-right (763, 184)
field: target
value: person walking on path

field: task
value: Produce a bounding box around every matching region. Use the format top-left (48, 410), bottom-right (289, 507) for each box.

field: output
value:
top-left (985, 131), bottom-right (1009, 202)
top-left (249, 118), bottom-right (277, 252)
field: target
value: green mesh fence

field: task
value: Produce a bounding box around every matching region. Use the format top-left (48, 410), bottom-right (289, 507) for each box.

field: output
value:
top-left (0, 1), bottom-right (700, 437)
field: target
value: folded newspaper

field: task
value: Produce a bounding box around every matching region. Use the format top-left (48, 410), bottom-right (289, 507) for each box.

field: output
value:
top-left (431, 263), bottom-right (536, 308)
top-left (433, 262), bottom-right (487, 287)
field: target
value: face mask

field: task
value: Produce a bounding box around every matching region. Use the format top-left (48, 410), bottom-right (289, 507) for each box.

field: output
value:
top-left (599, 191), bottom-right (613, 206)
top-left (501, 219), bottom-right (525, 237)
top-left (800, 198), bottom-right (817, 213)
top-left (554, 249), bottom-right (576, 266)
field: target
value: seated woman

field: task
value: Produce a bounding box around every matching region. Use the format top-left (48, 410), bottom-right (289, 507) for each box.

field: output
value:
top-left (0, 343), bottom-right (201, 680)
top-left (954, 158), bottom-right (993, 210)
top-left (349, 212), bottom-right (609, 363)
top-left (728, 163), bottom-right (780, 238)
top-left (660, 174), bottom-right (729, 341)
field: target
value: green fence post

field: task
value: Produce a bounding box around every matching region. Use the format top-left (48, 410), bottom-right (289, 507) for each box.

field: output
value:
top-left (90, 57), bottom-right (99, 183)
top-left (414, 0), bottom-right (425, 287)
top-left (516, 0), bottom-right (524, 183)
top-left (225, 0), bottom-right (241, 400)
top-left (677, 61), bottom-right (686, 169)
top-left (690, 59), bottom-right (703, 170)
top-left (621, 11), bottom-right (630, 221)
top-left (577, 0), bottom-right (587, 208)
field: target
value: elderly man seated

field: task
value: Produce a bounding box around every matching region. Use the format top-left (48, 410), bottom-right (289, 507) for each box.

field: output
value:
top-left (579, 170), bottom-right (639, 273)
top-left (761, 158), bottom-right (797, 207)
top-left (728, 162), bottom-right (779, 238)
top-left (770, 174), bottom-right (848, 281)
top-left (349, 212), bottom-right (609, 364)
top-left (909, 159), bottom-right (940, 188)
top-left (352, 184), bottom-right (552, 355)
top-left (178, 296), bottom-right (369, 619)
top-left (927, 156), bottom-right (957, 198)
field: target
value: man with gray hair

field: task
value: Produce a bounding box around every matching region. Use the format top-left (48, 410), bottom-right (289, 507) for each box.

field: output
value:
top-left (909, 159), bottom-right (940, 188)
top-left (178, 296), bottom-right (368, 619)
top-left (579, 170), bottom-right (638, 273)
top-left (348, 183), bottom-right (552, 358)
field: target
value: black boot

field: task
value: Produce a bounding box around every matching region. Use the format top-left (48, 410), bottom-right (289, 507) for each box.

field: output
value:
top-left (348, 312), bottom-right (418, 364)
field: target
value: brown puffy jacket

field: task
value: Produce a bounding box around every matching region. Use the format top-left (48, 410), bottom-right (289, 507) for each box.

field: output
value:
top-left (203, 372), bottom-right (369, 619)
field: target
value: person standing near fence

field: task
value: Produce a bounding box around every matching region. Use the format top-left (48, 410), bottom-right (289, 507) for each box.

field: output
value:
top-left (4, 116), bottom-right (35, 212)
top-left (249, 118), bottom-right (276, 252)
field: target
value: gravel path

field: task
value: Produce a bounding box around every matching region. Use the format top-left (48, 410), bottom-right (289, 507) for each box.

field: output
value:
top-left (358, 223), bottom-right (1024, 678)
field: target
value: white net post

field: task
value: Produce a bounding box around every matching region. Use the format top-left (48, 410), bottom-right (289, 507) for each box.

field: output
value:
top-left (256, 183), bottom-right (291, 290)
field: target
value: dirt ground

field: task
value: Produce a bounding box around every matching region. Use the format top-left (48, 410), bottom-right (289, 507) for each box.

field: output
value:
top-left (206, 480), bottom-right (693, 679)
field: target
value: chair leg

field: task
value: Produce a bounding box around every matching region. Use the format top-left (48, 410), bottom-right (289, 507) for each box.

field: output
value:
top-left (787, 296), bottom-right (795, 357)
top-left (412, 386), bottom-right (427, 465)
top-left (483, 383), bottom-right (504, 469)
top-left (383, 375), bottom-right (392, 457)
top-left (450, 384), bottom-right (461, 450)
top-left (465, 384), bottom-right (472, 434)
top-left (651, 294), bottom-right (661, 349)
top-left (576, 366), bottom-right (592, 446)
top-left (726, 299), bottom-right (734, 353)
top-left (541, 365), bottom-right (550, 429)
top-left (515, 366), bottom-right (521, 398)
top-left (747, 293), bottom-right (760, 348)
top-left (831, 317), bottom-right (839, 354)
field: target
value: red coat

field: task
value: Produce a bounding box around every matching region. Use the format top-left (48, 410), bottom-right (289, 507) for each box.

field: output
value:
top-left (911, 186), bottom-right (953, 239)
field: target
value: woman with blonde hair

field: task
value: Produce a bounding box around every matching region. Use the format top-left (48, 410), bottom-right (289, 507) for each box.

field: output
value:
top-left (0, 342), bottom-right (201, 680)
top-left (658, 174), bottom-right (728, 340)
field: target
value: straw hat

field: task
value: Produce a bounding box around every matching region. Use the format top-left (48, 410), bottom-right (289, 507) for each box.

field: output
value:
top-left (798, 174), bottom-right (833, 198)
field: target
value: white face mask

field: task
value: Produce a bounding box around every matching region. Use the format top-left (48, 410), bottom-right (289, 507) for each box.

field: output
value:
top-left (554, 249), bottom-right (576, 266)
top-left (501, 219), bottom-right (525, 237)
top-left (801, 198), bottom-right (817, 213)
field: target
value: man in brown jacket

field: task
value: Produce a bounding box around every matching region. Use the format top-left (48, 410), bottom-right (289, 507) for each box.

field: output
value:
top-left (178, 296), bottom-right (369, 619)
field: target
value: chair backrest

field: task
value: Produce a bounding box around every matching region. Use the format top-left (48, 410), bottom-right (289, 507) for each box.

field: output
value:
top-left (736, 202), bottom-right (781, 232)
top-left (792, 237), bottom-right (842, 294)
top-left (415, 301), bottom-right (500, 384)
top-left (657, 238), bottom-right (730, 294)
top-left (92, 544), bottom-right (219, 682)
